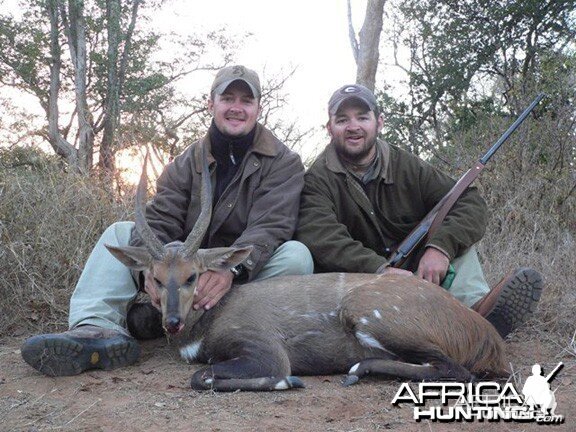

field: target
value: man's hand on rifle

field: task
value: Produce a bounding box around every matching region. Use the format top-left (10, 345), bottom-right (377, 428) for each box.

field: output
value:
top-left (416, 247), bottom-right (450, 286)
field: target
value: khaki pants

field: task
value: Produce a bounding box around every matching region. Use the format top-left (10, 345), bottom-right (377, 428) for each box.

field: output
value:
top-left (69, 221), bottom-right (314, 334)
top-left (447, 245), bottom-right (489, 307)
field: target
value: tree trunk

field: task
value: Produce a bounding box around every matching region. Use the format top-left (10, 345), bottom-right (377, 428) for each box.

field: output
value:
top-left (46, 0), bottom-right (79, 169)
top-left (68, 0), bottom-right (94, 174)
top-left (348, 0), bottom-right (386, 91)
top-left (99, 0), bottom-right (121, 177)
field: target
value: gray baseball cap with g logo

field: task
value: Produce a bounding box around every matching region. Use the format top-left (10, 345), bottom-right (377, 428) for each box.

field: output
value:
top-left (328, 84), bottom-right (378, 115)
top-left (211, 65), bottom-right (261, 99)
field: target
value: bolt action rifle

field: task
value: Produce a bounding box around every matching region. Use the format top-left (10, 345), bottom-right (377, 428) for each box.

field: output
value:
top-left (388, 93), bottom-right (545, 270)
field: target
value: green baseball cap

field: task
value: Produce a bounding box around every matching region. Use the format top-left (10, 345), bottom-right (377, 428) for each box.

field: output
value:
top-left (211, 65), bottom-right (261, 99)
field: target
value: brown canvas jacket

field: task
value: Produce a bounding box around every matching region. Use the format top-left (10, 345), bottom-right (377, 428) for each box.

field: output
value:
top-left (295, 139), bottom-right (488, 273)
top-left (130, 123), bottom-right (305, 281)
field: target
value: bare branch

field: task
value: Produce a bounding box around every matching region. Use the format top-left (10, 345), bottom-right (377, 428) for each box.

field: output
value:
top-left (347, 0), bottom-right (359, 64)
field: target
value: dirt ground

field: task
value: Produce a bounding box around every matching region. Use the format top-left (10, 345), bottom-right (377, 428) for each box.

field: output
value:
top-left (1, 328), bottom-right (574, 432)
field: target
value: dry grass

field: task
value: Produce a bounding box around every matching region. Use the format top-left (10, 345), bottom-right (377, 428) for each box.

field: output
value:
top-left (0, 148), bottom-right (132, 336)
top-left (434, 111), bottom-right (576, 340)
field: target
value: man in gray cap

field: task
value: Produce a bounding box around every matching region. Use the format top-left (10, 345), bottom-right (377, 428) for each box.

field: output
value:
top-left (296, 83), bottom-right (543, 338)
top-left (21, 65), bottom-right (313, 377)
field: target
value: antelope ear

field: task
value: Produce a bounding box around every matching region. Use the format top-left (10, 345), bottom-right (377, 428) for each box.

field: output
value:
top-left (105, 244), bottom-right (152, 271)
top-left (198, 246), bottom-right (254, 272)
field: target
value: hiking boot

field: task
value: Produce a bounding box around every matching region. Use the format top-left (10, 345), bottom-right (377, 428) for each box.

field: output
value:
top-left (21, 325), bottom-right (140, 377)
top-left (127, 302), bottom-right (164, 340)
top-left (472, 268), bottom-right (543, 338)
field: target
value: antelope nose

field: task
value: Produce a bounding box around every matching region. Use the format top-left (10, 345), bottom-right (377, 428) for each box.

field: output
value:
top-left (166, 316), bottom-right (181, 334)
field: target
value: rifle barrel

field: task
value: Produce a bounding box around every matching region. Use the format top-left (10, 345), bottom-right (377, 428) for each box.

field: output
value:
top-left (545, 362), bottom-right (564, 382)
top-left (480, 93), bottom-right (545, 165)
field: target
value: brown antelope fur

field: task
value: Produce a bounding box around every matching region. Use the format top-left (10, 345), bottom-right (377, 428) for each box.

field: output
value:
top-left (106, 150), bottom-right (508, 392)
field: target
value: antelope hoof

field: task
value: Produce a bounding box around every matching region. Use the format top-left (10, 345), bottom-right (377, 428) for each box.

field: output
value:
top-left (342, 374), bottom-right (360, 387)
top-left (283, 376), bottom-right (305, 389)
top-left (190, 370), bottom-right (215, 390)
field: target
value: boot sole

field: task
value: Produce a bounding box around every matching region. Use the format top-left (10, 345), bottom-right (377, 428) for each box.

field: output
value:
top-left (21, 333), bottom-right (140, 377)
top-left (487, 268), bottom-right (543, 335)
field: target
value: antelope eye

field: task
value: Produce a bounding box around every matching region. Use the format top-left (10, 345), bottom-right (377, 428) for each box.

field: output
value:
top-left (186, 274), bottom-right (197, 285)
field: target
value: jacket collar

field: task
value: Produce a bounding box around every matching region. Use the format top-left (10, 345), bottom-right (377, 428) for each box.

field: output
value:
top-left (194, 123), bottom-right (281, 172)
top-left (325, 139), bottom-right (393, 184)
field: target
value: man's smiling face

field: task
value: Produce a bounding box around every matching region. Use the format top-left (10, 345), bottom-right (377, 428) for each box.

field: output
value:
top-left (209, 80), bottom-right (260, 137)
top-left (327, 98), bottom-right (383, 165)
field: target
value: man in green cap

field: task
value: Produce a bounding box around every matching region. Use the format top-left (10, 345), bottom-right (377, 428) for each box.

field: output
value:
top-left (296, 83), bottom-right (543, 338)
top-left (21, 65), bottom-right (313, 377)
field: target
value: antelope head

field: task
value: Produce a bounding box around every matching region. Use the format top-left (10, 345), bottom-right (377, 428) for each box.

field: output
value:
top-left (106, 149), bottom-right (252, 335)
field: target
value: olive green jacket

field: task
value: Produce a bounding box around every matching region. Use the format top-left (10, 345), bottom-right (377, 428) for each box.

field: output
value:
top-left (295, 139), bottom-right (487, 273)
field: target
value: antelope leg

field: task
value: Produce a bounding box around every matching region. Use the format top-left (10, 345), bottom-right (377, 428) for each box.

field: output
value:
top-left (190, 342), bottom-right (301, 392)
top-left (343, 355), bottom-right (472, 386)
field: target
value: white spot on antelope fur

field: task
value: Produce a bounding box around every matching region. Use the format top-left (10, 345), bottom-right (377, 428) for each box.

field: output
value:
top-left (299, 311), bottom-right (337, 322)
top-left (349, 362), bottom-right (360, 374)
top-left (392, 306), bottom-right (400, 312)
top-left (180, 340), bottom-right (202, 362)
top-left (359, 317), bottom-right (369, 325)
top-left (355, 331), bottom-right (385, 351)
top-left (373, 309), bottom-right (382, 319)
top-left (302, 330), bottom-right (323, 338)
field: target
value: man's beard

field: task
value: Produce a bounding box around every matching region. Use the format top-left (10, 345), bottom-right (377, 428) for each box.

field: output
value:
top-left (333, 136), bottom-right (378, 165)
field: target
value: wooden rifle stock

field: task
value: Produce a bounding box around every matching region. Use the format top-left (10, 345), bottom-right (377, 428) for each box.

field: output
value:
top-left (388, 93), bottom-right (545, 268)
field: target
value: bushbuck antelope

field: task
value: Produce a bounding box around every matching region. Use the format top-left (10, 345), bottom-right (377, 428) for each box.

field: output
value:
top-left (106, 150), bottom-right (508, 392)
